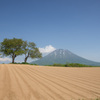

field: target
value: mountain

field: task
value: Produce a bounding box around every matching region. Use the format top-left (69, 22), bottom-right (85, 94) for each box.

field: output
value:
top-left (31, 49), bottom-right (100, 66)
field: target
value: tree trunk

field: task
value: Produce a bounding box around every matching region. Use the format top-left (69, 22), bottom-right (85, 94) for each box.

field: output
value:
top-left (12, 54), bottom-right (16, 63)
top-left (24, 53), bottom-right (29, 63)
top-left (12, 57), bottom-right (14, 63)
top-left (24, 57), bottom-right (28, 63)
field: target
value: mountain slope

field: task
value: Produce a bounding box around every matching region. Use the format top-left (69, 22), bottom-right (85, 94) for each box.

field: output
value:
top-left (31, 49), bottom-right (100, 66)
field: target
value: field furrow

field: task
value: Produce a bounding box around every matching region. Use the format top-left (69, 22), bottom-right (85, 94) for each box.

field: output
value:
top-left (0, 64), bottom-right (100, 100)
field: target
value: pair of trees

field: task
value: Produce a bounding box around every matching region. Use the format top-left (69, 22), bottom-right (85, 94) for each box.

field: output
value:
top-left (0, 38), bottom-right (42, 63)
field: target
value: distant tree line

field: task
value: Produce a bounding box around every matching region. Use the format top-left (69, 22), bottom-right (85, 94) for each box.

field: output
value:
top-left (0, 38), bottom-right (42, 63)
top-left (47, 63), bottom-right (93, 67)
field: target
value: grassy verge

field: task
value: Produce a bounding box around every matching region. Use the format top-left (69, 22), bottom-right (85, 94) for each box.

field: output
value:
top-left (46, 63), bottom-right (97, 67)
top-left (9, 62), bottom-right (35, 65)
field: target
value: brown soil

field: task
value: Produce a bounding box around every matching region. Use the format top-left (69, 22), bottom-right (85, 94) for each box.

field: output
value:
top-left (0, 64), bottom-right (100, 100)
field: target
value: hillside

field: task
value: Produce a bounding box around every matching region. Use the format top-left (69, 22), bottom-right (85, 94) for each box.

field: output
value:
top-left (31, 49), bottom-right (100, 66)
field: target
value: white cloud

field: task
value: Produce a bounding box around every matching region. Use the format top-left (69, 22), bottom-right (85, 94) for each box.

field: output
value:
top-left (0, 57), bottom-right (11, 62)
top-left (39, 45), bottom-right (56, 54)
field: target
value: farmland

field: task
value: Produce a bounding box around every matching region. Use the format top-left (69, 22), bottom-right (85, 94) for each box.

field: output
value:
top-left (0, 64), bottom-right (100, 100)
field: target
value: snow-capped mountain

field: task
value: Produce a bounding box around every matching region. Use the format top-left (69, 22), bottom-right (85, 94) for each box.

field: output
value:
top-left (31, 49), bottom-right (100, 66)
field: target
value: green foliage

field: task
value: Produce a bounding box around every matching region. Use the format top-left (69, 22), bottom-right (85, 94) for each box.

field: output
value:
top-left (49, 63), bottom-right (93, 67)
top-left (0, 38), bottom-right (41, 63)
top-left (52, 63), bottom-right (65, 67)
top-left (0, 38), bottom-right (24, 63)
top-left (1, 38), bottom-right (24, 56)
top-left (21, 62), bottom-right (29, 64)
top-left (65, 63), bottom-right (92, 67)
top-left (10, 62), bottom-right (34, 65)
top-left (23, 41), bottom-right (42, 63)
top-left (29, 64), bottom-right (34, 65)
top-left (33, 64), bottom-right (38, 65)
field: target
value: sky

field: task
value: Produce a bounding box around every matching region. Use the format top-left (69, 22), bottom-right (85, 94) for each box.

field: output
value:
top-left (0, 0), bottom-right (100, 63)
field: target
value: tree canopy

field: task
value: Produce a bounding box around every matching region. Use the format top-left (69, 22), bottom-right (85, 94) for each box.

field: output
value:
top-left (0, 38), bottom-right (24, 63)
top-left (23, 41), bottom-right (42, 63)
top-left (0, 38), bottom-right (42, 63)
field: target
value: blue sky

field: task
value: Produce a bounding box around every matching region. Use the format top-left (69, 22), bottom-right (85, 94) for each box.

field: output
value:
top-left (0, 0), bottom-right (100, 63)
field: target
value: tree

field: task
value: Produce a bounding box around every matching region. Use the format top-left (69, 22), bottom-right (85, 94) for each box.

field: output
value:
top-left (0, 38), bottom-right (24, 63)
top-left (23, 41), bottom-right (42, 63)
top-left (0, 43), bottom-right (1, 57)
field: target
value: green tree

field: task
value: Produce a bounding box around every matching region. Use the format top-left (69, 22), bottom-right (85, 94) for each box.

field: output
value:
top-left (0, 43), bottom-right (1, 56)
top-left (23, 41), bottom-right (42, 63)
top-left (0, 38), bottom-right (24, 63)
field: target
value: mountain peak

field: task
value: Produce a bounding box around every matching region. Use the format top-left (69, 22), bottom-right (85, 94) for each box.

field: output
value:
top-left (51, 49), bottom-right (73, 57)
top-left (31, 49), bottom-right (100, 66)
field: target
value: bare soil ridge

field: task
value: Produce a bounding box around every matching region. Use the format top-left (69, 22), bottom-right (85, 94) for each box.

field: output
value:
top-left (0, 64), bottom-right (100, 100)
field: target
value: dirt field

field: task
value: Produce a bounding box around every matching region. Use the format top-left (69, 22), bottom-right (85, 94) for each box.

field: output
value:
top-left (0, 64), bottom-right (100, 100)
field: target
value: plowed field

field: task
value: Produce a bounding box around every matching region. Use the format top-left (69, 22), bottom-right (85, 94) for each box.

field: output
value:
top-left (0, 64), bottom-right (100, 100)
